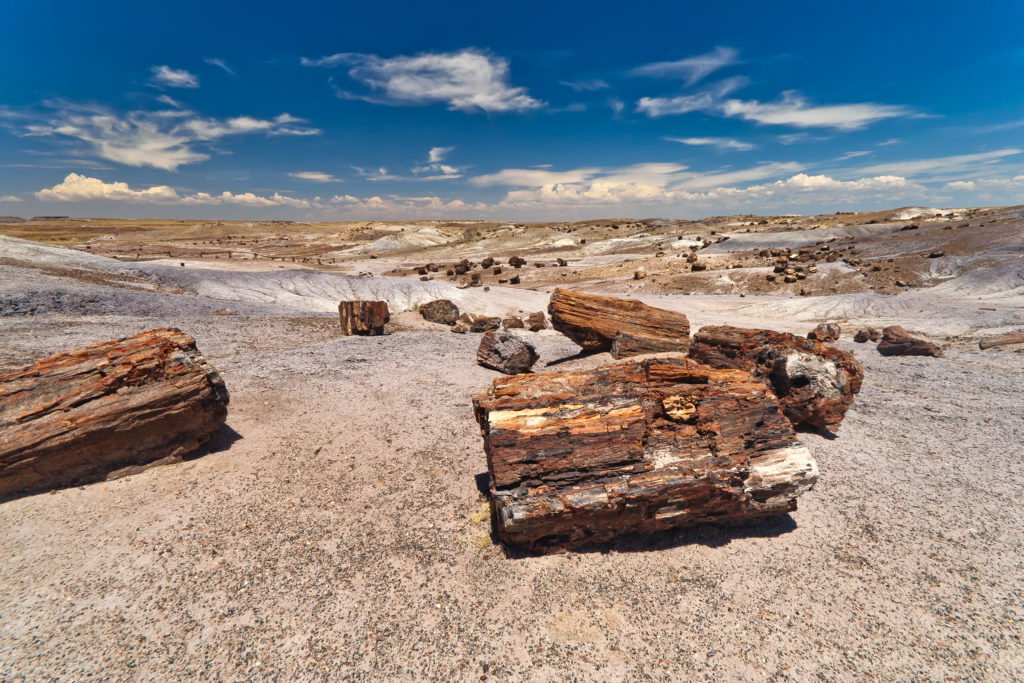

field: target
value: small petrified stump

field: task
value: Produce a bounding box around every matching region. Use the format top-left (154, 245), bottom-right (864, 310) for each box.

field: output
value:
top-left (978, 331), bottom-right (1024, 350)
top-left (338, 300), bottom-right (390, 335)
top-left (501, 317), bottom-right (525, 330)
top-left (476, 331), bottom-right (539, 375)
top-left (0, 329), bottom-right (229, 499)
top-left (472, 356), bottom-right (818, 552)
top-left (690, 326), bottom-right (863, 431)
top-left (854, 328), bottom-right (880, 343)
top-left (470, 316), bottom-right (502, 333)
top-left (877, 326), bottom-right (941, 357)
top-left (419, 299), bottom-right (459, 326)
top-left (526, 311), bottom-right (547, 332)
top-left (807, 323), bottom-right (841, 343)
top-left (548, 288), bottom-right (690, 358)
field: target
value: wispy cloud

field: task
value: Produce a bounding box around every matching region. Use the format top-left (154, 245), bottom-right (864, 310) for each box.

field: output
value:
top-left (289, 171), bottom-right (340, 182)
top-left (35, 172), bottom-right (311, 207)
top-left (560, 79), bottom-right (610, 92)
top-left (150, 65), bottom-right (199, 89)
top-left (0, 194), bottom-right (21, 202)
top-left (635, 76), bottom-right (748, 117)
top-left (851, 148), bottom-right (1022, 178)
top-left (411, 146), bottom-right (464, 179)
top-left (721, 91), bottom-right (912, 130)
top-left (666, 136), bottom-right (756, 151)
top-left (835, 150), bottom-right (871, 161)
top-left (878, 138), bottom-right (903, 146)
top-left (428, 146), bottom-right (453, 163)
top-left (352, 166), bottom-right (402, 181)
top-left (204, 57), bottom-right (235, 75)
top-left (156, 94), bottom-right (184, 108)
top-left (607, 98), bottom-right (625, 117)
top-left (303, 49), bottom-right (542, 113)
top-left (630, 47), bottom-right (739, 86)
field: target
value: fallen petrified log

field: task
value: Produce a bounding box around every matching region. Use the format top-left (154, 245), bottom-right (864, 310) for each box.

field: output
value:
top-left (472, 356), bottom-right (817, 552)
top-left (0, 329), bottom-right (229, 499)
top-left (548, 288), bottom-right (690, 359)
top-left (877, 326), bottom-right (942, 357)
top-left (476, 331), bottom-right (539, 374)
top-left (689, 326), bottom-right (863, 431)
top-left (978, 330), bottom-right (1024, 350)
top-left (338, 300), bottom-right (390, 335)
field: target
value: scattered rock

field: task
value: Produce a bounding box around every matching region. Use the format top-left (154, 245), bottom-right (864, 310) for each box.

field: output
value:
top-left (807, 322), bottom-right (841, 343)
top-left (691, 263), bottom-right (707, 272)
top-left (509, 275), bottom-right (521, 285)
top-left (419, 299), bottom-right (460, 326)
top-left (501, 317), bottom-right (525, 330)
top-left (854, 328), bottom-right (880, 343)
top-left (633, 269), bottom-right (647, 280)
top-left (476, 330), bottom-right (539, 375)
top-left (508, 256), bottom-right (527, 268)
top-left (451, 323), bottom-right (469, 334)
top-left (928, 251), bottom-right (945, 258)
top-left (877, 326), bottom-right (942, 357)
top-left (526, 311), bottom-right (547, 332)
top-left (338, 300), bottom-right (389, 336)
top-left (556, 258), bottom-right (567, 267)
top-left (470, 316), bottom-right (502, 333)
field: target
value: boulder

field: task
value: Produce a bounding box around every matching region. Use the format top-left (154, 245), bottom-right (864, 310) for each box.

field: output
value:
top-left (0, 329), bottom-right (229, 499)
top-left (807, 322), bottom-right (841, 343)
top-left (877, 326), bottom-right (942, 357)
top-left (547, 288), bottom-right (690, 358)
top-left (526, 311), bottom-right (547, 332)
top-left (472, 356), bottom-right (818, 553)
top-left (338, 300), bottom-right (389, 336)
top-left (853, 328), bottom-right (880, 343)
top-left (476, 331), bottom-right (539, 375)
top-left (689, 326), bottom-right (863, 431)
top-left (419, 299), bottom-right (459, 326)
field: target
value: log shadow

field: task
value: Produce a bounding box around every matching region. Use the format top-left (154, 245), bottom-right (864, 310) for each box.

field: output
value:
top-left (543, 349), bottom-right (602, 368)
top-left (795, 425), bottom-right (839, 441)
top-left (186, 422), bottom-right (243, 459)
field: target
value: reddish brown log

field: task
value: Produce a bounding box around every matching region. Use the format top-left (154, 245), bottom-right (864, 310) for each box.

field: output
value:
top-left (338, 300), bottom-right (390, 335)
top-left (547, 288), bottom-right (690, 358)
top-left (978, 331), bottom-right (1024, 350)
top-left (689, 325), bottom-right (863, 431)
top-left (472, 356), bottom-right (817, 552)
top-left (877, 326), bottom-right (942, 357)
top-left (0, 329), bottom-right (229, 499)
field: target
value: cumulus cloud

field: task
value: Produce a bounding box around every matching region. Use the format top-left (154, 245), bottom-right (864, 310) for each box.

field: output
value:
top-left (721, 91), bottom-right (912, 130)
top-left (203, 58), bottom-right (235, 75)
top-left (289, 171), bottom-right (340, 182)
top-left (428, 146), bottom-right (453, 163)
top-left (150, 66), bottom-right (199, 89)
top-left (19, 103), bottom-right (321, 170)
top-left (667, 136), bottom-right (756, 151)
top-left (34, 173), bottom-right (310, 207)
top-left (411, 146), bottom-right (463, 179)
top-left (303, 49), bottom-right (542, 113)
top-left (631, 47), bottom-right (739, 85)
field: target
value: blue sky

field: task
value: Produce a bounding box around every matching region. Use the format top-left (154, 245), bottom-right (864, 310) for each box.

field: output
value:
top-left (1, 0), bottom-right (1023, 220)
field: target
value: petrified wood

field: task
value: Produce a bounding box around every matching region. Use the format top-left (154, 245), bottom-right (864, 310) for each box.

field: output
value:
top-left (526, 311), bottom-right (547, 332)
top-left (476, 330), bottom-right (539, 375)
top-left (472, 357), bottom-right (817, 552)
top-left (689, 325), bottom-right (863, 431)
top-left (807, 322), bottom-right (841, 343)
top-left (338, 300), bottom-right (390, 335)
top-left (978, 331), bottom-right (1024, 350)
top-left (0, 329), bottom-right (229, 499)
top-left (419, 299), bottom-right (459, 326)
top-left (853, 327), bottom-right (880, 343)
top-left (547, 288), bottom-right (690, 358)
top-left (877, 326), bottom-right (941, 357)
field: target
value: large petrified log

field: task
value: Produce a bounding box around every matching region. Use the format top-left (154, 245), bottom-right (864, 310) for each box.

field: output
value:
top-left (877, 325), bottom-right (941, 357)
top-left (978, 330), bottom-right (1024, 350)
top-left (472, 357), bottom-right (818, 552)
top-left (547, 288), bottom-right (690, 358)
top-left (0, 329), bottom-right (229, 499)
top-left (338, 300), bottom-right (390, 335)
top-left (689, 326), bottom-right (863, 431)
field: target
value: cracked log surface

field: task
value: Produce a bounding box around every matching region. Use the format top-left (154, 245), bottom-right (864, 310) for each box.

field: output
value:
top-left (472, 356), bottom-right (817, 552)
top-left (0, 329), bottom-right (229, 499)
top-left (547, 288), bottom-right (690, 358)
top-left (338, 300), bottom-right (390, 336)
top-left (689, 325), bottom-right (863, 431)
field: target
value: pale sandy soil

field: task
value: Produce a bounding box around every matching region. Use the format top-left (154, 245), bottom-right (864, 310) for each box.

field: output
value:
top-left (2, 229), bottom-right (1023, 681)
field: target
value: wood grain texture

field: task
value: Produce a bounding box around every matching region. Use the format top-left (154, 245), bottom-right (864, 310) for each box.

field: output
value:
top-left (338, 300), bottom-right (390, 335)
top-left (472, 356), bottom-right (817, 552)
top-left (978, 331), bottom-right (1024, 350)
top-left (876, 326), bottom-right (942, 357)
top-left (0, 329), bottom-right (229, 499)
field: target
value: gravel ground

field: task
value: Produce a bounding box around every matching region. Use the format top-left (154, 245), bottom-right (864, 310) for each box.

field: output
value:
top-left (1, 264), bottom-right (1023, 681)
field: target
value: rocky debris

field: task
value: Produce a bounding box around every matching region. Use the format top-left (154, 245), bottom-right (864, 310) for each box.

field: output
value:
top-left (418, 299), bottom-right (459, 326)
top-left (338, 300), bottom-right (390, 336)
top-left (0, 329), bottom-right (229, 499)
top-left (470, 316), bottom-right (502, 333)
top-left (691, 262), bottom-right (707, 272)
top-left (978, 331), bottom-right (1024, 350)
top-left (476, 330), bottom-right (539, 375)
top-left (928, 251), bottom-right (945, 258)
top-left (808, 322), bottom-right (841, 343)
top-left (877, 326), bottom-right (942, 357)
top-left (556, 258), bottom-right (567, 267)
top-left (548, 288), bottom-right (690, 358)
top-left (633, 269), bottom-right (647, 280)
top-left (854, 328), bottom-right (881, 343)
top-left (472, 356), bottom-right (818, 553)
top-left (509, 275), bottom-right (521, 285)
top-left (501, 317), bottom-right (525, 330)
top-left (451, 323), bottom-right (469, 334)
top-left (481, 257), bottom-right (495, 269)
top-left (508, 256), bottom-right (527, 268)
top-left (690, 326), bottom-right (863, 431)
top-left (526, 311), bottom-right (547, 332)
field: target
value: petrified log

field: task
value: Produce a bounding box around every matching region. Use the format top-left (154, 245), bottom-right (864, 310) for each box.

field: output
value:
top-left (807, 322), bottom-right (841, 343)
top-left (877, 326), bottom-right (941, 357)
top-left (476, 331), bottom-right (539, 375)
top-left (689, 326), bottom-right (863, 431)
top-left (419, 299), bottom-right (459, 325)
top-left (470, 316), bottom-right (502, 333)
top-left (338, 300), bottom-right (389, 335)
top-left (472, 356), bottom-right (817, 552)
top-left (853, 327), bottom-right (880, 343)
top-left (501, 317), bottom-right (525, 330)
top-left (0, 329), bottom-right (229, 499)
top-left (978, 331), bottom-right (1024, 350)
top-left (548, 288), bottom-right (690, 359)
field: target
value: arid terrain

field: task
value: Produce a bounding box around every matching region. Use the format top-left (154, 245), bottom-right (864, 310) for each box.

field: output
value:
top-left (1, 206), bottom-right (1023, 680)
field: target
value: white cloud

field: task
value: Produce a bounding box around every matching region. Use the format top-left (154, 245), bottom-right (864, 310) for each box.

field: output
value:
top-left (352, 166), bottom-right (402, 181)
top-left (835, 150), bottom-right (871, 161)
top-left (150, 66), bottom-right (199, 89)
top-left (631, 47), bottom-right (739, 86)
top-left (878, 138), bottom-right (903, 146)
top-left (411, 146), bottom-right (464, 179)
top-left (428, 146), bottom-right (453, 163)
top-left (607, 98), bottom-right (625, 117)
top-left (944, 180), bottom-right (976, 191)
top-left (470, 167), bottom-right (602, 187)
top-left (326, 193), bottom-right (486, 217)
top-left (635, 76), bottom-right (748, 117)
top-left (0, 194), bottom-right (22, 202)
top-left (289, 171), bottom-right (340, 182)
top-left (304, 49), bottom-right (542, 113)
top-left (204, 58), bottom-right (235, 75)
top-left (34, 173), bottom-right (310, 207)
top-left (156, 94), bottom-right (184, 108)
top-left (667, 136), bottom-right (756, 151)
top-left (721, 91), bottom-right (911, 130)
top-left (852, 149), bottom-right (1022, 178)
top-left (560, 79), bottom-right (610, 92)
